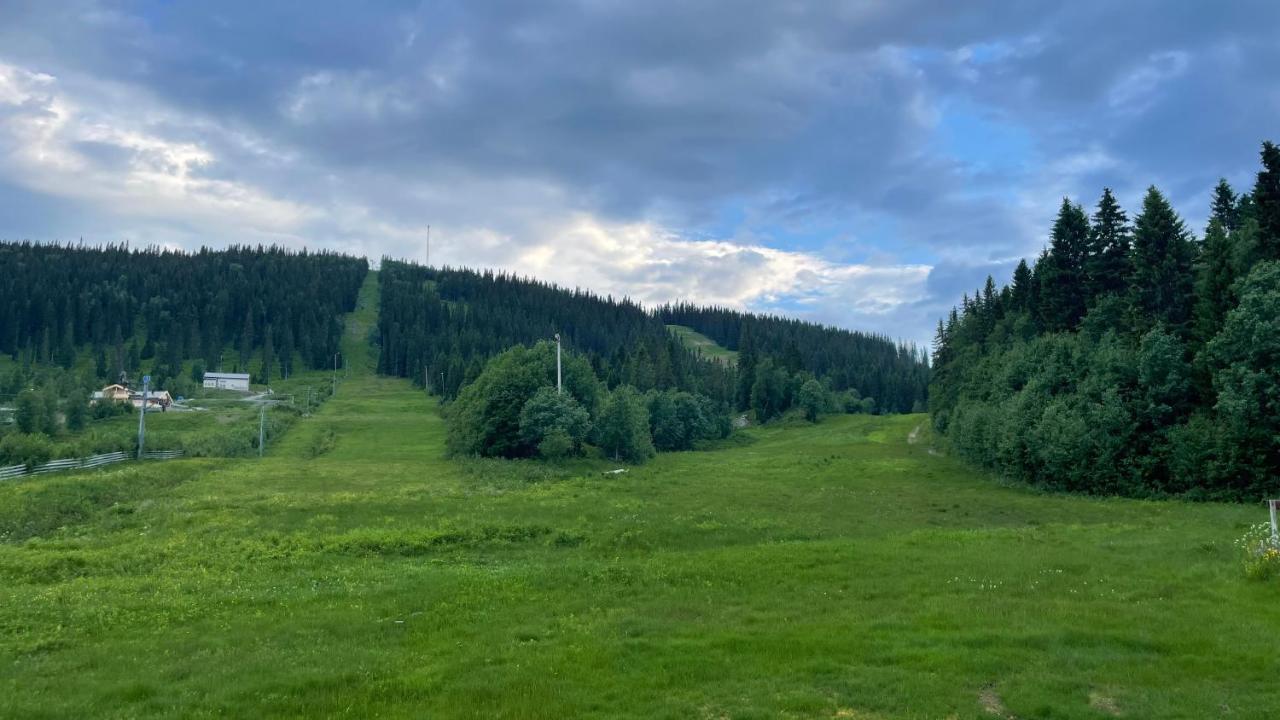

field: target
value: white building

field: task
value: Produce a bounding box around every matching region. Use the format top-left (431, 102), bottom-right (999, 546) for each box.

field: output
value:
top-left (203, 372), bottom-right (251, 392)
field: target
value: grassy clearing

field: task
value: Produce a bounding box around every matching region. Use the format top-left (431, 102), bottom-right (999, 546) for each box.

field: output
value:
top-left (0, 279), bottom-right (1277, 718)
top-left (667, 324), bottom-right (738, 366)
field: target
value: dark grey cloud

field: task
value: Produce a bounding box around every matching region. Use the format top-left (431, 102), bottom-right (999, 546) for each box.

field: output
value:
top-left (0, 1), bottom-right (1277, 345)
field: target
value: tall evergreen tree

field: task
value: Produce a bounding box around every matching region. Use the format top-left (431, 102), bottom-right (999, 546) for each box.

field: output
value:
top-left (261, 324), bottom-right (275, 385)
top-left (1130, 186), bottom-right (1196, 334)
top-left (735, 324), bottom-right (757, 411)
top-left (1085, 188), bottom-right (1132, 299)
top-left (239, 308), bottom-right (255, 371)
top-left (1038, 198), bottom-right (1091, 331)
top-left (1210, 178), bottom-right (1239, 232)
top-left (1193, 218), bottom-right (1237, 346)
top-left (1253, 140), bottom-right (1280, 260)
top-left (1009, 259), bottom-right (1034, 312)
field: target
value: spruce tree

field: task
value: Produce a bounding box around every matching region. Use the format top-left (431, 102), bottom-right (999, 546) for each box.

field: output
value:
top-left (239, 308), bottom-right (255, 370)
top-left (1252, 140), bottom-right (1280, 260)
top-left (1010, 259), bottom-right (1034, 312)
top-left (1129, 186), bottom-right (1196, 336)
top-left (1037, 198), bottom-right (1090, 331)
top-left (261, 324), bottom-right (274, 385)
top-left (1210, 178), bottom-right (1239, 233)
top-left (1085, 188), bottom-right (1131, 299)
top-left (735, 324), bottom-right (757, 410)
top-left (1193, 218), bottom-right (1237, 346)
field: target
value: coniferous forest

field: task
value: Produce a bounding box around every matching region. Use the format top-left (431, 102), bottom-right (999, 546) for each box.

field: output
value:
top-left (376, 259), bottom-right (737, 404)
top-left (658, 304), bottom-right (930, 414)
top-left (376, 259), bottom-right (930, 416)
top-left (0, 242), bottom-right (367, 385)
top-left (931, 141), bottom-right (1280, 500)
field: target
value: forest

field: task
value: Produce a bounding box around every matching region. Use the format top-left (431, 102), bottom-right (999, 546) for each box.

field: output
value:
top-left (376, 260), bottom-right (736, 403)
top-left (0, 242), bottom-right (367, 385)
top-left (658, 304), bottom-right (930, 414)
top-left (0, 243), bottom-right (367, 465)
top-left (377, 260), bottom-right (929, 418)
top-left (930, 141), bottom-right (1280, 500)
top-left (377, 260), bottom-right (933, 462)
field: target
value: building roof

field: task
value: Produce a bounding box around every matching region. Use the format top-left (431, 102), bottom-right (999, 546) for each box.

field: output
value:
top-left (204, 372), bottom-right (251, 380)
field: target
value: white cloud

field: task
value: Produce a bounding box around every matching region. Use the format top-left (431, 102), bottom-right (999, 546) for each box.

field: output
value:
top-left (0, 62), bottom-right (314, 236)
top-left (0, 60), bottom-right (937, 341)
top-left (420, 214), bottom-right (933, 339)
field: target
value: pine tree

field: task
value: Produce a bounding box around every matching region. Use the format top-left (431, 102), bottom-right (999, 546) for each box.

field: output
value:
top-left (1085, 188), bottom-right (1131, 299)
top-left (1130, 186), bottom-right (1196, 334)
top-left (735, 324), bottom-right (757, 410)
top-left (1010, 259), bottom-right (1034, 312)
top-left (239, 308), bottom-right (255, 370)
top-left (1210, 178), bottom-right (1239, 233)
top-left (1193, 218), bottom-right (1237, 346)
top-left (261, 323), bottom-right (274, 385)
top-left (280, 323), bottom-right (295, 379)
top-left (55, 319), bottom-right (76, 369)
top-left (1253, 140), bottom-right (1280, 260)
top-left (931, 319), bottom-right (948, 368)
top-left (1038, 198), bottom-right (1090, 331)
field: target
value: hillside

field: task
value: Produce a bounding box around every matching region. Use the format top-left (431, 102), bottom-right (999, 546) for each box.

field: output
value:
top-left (1, 274), bottom-right (1278, 718)
top-left (0, 243), bottom-right (367, 384)
top-left (0, 242), bottom-right (368, 467)
top-left (377, 260), bottom-right (928, 418)
top-left (376, 260), bottom-right (735, 403)
top-left (666, 324), bottom-right (738, 366)
top-left (658, 302), bottom-right (930, 413)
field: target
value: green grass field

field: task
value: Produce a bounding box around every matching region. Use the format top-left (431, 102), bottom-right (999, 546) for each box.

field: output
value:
top-left (667, 324), bottom-right (738, 366)
top-left (1, 278), bottom-right (1277, 718)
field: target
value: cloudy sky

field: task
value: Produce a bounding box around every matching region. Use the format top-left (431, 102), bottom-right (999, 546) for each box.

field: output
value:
top-left (1, 2), bottom-right (1277, 345)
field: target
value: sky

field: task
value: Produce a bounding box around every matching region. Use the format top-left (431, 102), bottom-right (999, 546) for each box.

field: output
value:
top-left (1, 2), bottom-right (1278, 347)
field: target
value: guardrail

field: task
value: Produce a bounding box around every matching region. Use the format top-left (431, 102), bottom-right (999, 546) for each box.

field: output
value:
top-left (0, 449), bottom-right (184, 481)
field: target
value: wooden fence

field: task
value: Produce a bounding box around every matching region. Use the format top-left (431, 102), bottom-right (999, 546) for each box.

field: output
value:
top-left (0, 449), bottom-right (184, 481)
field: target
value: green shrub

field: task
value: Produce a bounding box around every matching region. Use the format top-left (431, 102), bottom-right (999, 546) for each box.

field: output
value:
top-left (0, 433), bottom-right (56, 468)
top-left (536, 428), bottom-right (574, 460)
top-left (307, 428), bottom-right (337, 458)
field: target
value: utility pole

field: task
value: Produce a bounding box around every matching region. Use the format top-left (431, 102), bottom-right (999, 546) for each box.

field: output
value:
top-left (258, 403), bottom-right (265, 458)
top-left (555, 333), bottom-right (562, 394)
top-left (136, 374), bottom-right (150, 459)
top-left (426, 225), bottom-right (430, 267)
top-left (332, 352), bottom-right (340, 396)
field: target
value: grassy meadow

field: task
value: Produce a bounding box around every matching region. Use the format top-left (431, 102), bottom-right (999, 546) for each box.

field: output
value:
top-left (1, 281), bottom-right (1277, 718)
top-left (667, 324), bottom-right (739, 366)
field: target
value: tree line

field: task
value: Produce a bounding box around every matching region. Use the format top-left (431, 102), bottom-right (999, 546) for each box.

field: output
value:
top-left (0, 242), bottom-right (366, 465)
top-left (0, 242), bottom-right (368, 388)
top-left (930, 141), bottom-right (1280, 500)
top-left (657, 304), bottom-right (930, 415)
top-left (376, 260), bottom-right (736, 403)
top-left (377, 259), bottom-right (930, 422)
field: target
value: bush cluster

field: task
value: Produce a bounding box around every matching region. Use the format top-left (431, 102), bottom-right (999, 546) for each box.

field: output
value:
top-left (446, 341), bottom-right (731, 464)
